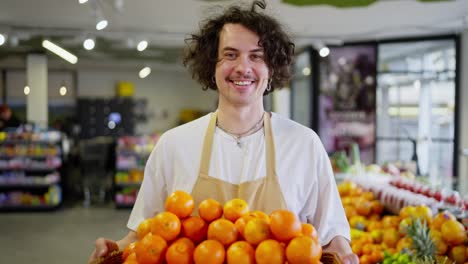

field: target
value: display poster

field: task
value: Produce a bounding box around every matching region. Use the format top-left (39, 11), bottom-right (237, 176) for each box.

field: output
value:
top-left (318, 45), bottom-right (376, 164)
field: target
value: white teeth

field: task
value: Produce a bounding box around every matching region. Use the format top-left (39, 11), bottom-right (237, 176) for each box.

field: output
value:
top-left (233, 81), bottom-right (252, 86)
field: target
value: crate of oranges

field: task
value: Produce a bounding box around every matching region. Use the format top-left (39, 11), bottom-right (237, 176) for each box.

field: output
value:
top-left (93, 190), bottom-right (341, 264)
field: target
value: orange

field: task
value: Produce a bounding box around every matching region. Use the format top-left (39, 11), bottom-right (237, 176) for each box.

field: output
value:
top-left (151, 211), bottom-right (181, 241)
top-left (135, 233), bottom-right (168, 264)
top-left (301, 223), bottom-right (318, 240)
top-left (182, 216), bottom-right (208, 244)
top-left (355, 200), bottom-right (373, 216)
top-left (399, 206), bottom-right (416, 219)
top-left (207, 218), bottom-right (238, 246)
top-left (286, 235), bottom-right (322, 264)
top-left (165, 237), bottom-right (195, 264)
top-left (414, 205), bottom-right (433, 224)
top-left (235, 214), bottom-right (256, 238)
top-left (362, 191), bottom-right (375, 201)
top-left (226, 241), bottom-right (255, 264)
top-left (165, 190), bottom-right (194, 219)
top-left (441, 219), bottom-right (467, 246)
top-left (193, 239), bottom-right (225, 264)
top-left (351, 242), bottom-right (363, 256)
top-left (396, 237), bottom-right (412, 252)
top-left (449, 245), bottom-right (466, 264)
top-left (359, 254), bottom-right (372, 264)
top-left (432, 211), bottom-right (456, 230)
top-left (249, 210), bottom-right (270, 222)
top-left (123, 252), bottom-right (137, 264)
top-left (198, 198), bottom-right (223, 222)
top-left (370, 200), bottom-right (384, 215)
top-left (255, 239), bottom-right (285, 264)
top-left (136, 218), bottom-right (153, 240)
top-left (244, 218), bottom-right (272, 246)
top-left (224, 198), bottom-right (249, 222)
top-left (344, 205), bottom-right (358, 219)
top-left (270, 210), bottom-right (302, 242)
top-left (382, 228), bottom-right (400, 248)
top-left (122, 242), bottom-right (137, 261)
top-left (382, 215), bottom-right (400, 229)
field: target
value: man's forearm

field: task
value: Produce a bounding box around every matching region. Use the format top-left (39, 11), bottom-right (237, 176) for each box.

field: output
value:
top-left (117, 231), bottom-right (138, 251)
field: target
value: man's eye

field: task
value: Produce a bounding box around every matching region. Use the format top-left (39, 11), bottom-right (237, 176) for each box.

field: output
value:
top-left (224, 53), bottom-right (236, 59)
top-left (251, 54), bottom-right (264, 60)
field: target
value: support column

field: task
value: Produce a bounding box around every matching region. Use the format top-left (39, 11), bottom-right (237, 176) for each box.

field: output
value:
top-left (26, 54), bottom-right (48, 128)
top-left (417, 80), bottom-right (431, 177)
top-left (458, 31), bottom-right (468, 196)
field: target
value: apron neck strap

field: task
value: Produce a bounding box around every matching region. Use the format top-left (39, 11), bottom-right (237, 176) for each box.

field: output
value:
top-left (198, 111), bottom-right (276, 180)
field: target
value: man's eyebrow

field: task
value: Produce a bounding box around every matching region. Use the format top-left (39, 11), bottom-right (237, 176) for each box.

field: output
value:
top-left (221, 47), bottom-right (238, 52)
top-left (250, 48), bottom-right (264, 53)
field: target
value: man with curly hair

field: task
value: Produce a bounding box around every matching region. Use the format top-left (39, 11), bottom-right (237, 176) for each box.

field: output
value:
top-left (90, 1), bottom-right (357, 263)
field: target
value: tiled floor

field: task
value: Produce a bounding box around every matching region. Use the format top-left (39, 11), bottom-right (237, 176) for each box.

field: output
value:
top-left (0, 203), bottom-right (131, 264)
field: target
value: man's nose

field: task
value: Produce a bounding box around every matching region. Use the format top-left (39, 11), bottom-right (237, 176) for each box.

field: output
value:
top-left (234, 56), bottom-right (252, 75)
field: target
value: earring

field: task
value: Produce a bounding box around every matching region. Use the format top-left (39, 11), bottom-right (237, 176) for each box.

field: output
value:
top-left (266, 79), bottom-right (272, 91)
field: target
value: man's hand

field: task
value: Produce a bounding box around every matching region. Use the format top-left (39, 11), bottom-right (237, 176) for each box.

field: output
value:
top-left (323, 235), bottom-right (359, 264)
top-left (88, 237), bottom-right (119, 263)
top-left (340, 252), bottom-right (360, 264)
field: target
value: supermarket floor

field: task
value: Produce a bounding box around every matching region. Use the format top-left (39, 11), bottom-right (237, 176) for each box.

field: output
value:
top-left (0, 203), bottom-right (131, 264)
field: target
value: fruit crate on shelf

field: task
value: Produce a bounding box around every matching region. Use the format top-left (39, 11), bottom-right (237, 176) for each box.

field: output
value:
top-left (114, 135), bottom-right (159, 208)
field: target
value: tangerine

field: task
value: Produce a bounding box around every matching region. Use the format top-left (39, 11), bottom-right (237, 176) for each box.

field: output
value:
top-left (226, 241), bottom-right (255, 264)
top-left (135, 233), bottom-right (168, 264)
top-left (165, 190), bottom-right (194, 219)
top-left (269, 210), bottom-right (302, 242)
top-left (181, 216), bottom-right (208, 244)
top-left (286, 235), bottom-right (322, 264)
top-left (301, 223), bottom-right (318, 240)
top-left (224, 198), bottom-right (249, 222)
top-left (165, 237), bottom-right (195, 264)
top-left (136, 218), bottom-right (153, 240)
top-left (151, 211), bottom-right (181, 241)
top-left (193, 239), bottom-right (225, 264)
top-left (207, 218), bottom-right (238, 246)
top-left (244, 218), bottom-right (272, 246)
top-left (198, 198), bottom-right (223, 222)
top-left (255, 239), bottom-right (285, 264)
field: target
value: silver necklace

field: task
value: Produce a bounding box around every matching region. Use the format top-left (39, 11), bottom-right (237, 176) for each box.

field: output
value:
top-left (216, 112), bottom-right (265, 147)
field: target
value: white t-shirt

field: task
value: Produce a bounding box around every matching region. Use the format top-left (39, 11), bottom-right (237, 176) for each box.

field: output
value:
top-left (128, 112), bottom-right (350, 245)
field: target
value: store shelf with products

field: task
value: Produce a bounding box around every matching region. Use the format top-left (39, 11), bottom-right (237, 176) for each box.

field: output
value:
top-left (0, 130), bottom-right (63, 211)
top-left (114, 134), bottom-right (159, 208)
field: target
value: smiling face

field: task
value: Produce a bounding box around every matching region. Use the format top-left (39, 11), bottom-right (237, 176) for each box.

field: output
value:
top-left (214, 23), bottom-right (270, 108)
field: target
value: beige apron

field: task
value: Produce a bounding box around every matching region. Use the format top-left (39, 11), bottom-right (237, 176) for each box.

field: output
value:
top-left (191, 111), bottom-right (287, 214)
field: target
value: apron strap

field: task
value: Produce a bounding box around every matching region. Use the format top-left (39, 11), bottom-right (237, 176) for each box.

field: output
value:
top-left (264, 112), bottom-right (276, 180)
top-left (198, 111), bottom-right (218, 175)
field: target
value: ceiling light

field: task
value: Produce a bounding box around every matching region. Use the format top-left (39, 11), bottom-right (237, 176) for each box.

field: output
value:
top-left (83, 38), bottom-right (95, 50)
top-left (302, 67), bottom-right (311, 76)
top-left (59, 85), bottom-right (67, 96)
top-left (96, 19), bottom-right (108, 31)
top-left (0, 34), bottom-right (5, 46)
top-left (319, 47), bottom-right (330, 57)
top-left (139, 67), bottom-right (151, 78)
top-left (24, 86), bottom-right (30, 95)
top-left (79, 0), bottom-right (89, 4)
top-left (137, 40), bottom-right (148, 51)
top-left (42, 39), bottom-right (78, 64)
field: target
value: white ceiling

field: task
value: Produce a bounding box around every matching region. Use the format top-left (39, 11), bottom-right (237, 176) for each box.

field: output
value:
top-left (0, 0), bottom-right (467, 67)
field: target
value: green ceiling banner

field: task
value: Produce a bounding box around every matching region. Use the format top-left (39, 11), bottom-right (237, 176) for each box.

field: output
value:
top-left (282, 0), bottom-right (450, 7)
top-left (282, 0), bottom-right (377, 7)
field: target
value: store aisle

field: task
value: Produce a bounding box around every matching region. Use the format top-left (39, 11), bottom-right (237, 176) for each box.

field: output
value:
top-left (0, 204), bottom-right (130, 264)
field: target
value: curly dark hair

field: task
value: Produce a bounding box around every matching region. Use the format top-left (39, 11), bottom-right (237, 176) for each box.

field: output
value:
top-left (183, 0), bottom-right (295, 95)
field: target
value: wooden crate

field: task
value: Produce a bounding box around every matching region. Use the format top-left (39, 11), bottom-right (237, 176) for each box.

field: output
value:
top-left (93, 250), bottom-right (341, 264)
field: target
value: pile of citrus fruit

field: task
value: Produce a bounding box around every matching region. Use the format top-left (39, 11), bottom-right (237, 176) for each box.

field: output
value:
top-left (122, 190), bottom-right (322, 264)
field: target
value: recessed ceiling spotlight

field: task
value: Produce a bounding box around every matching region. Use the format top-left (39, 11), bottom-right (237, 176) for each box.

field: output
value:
top-left (139, 67), bottom-right (151, 78)
top-left (0, 34), bottom-right (5, 46)
top-left (83, 38), bottom-right (95, 50)
top-left (79, 0), bottom-right (89, 4)
top-left (96, 19), bottom-right (108, 31)
top-left (137, 40), bottom-right (148, 51)
top-left (319, 47), bottom-right (330, 57)
top-left (24, 86), bottom-right (30, 95)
